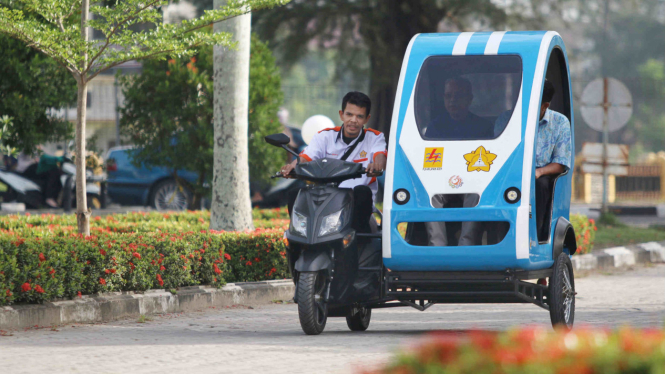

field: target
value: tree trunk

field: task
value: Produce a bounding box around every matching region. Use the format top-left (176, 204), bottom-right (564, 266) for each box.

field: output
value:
top-left (210, 0), bottom-right (254, 231)
top-left (76, 0), bottom-right (91, 235)
top-left (75, 78), bottom-right (90, 235)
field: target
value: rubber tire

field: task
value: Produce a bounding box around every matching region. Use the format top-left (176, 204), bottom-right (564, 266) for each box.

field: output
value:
top-left (297, 272), bottom-right (328, 335)
top-left (150, 179), bottom-right (190, 211)
top-left (549, 252), bottom-right (575, 330)
top-left (346, 307), bottom-right (371, 331)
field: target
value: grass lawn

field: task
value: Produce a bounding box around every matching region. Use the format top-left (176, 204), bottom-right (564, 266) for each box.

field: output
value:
top-left (594, 225), bottom-right (665, 250)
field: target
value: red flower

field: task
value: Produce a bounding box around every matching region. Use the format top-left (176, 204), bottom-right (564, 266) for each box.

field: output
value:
top-left (158, 258), bottom-right (163, 264)
top-left (129, 262), bottom-right (136, 270)
top-left (156, 274), bottom-right (164, 287)
top-left (100, 248), bottom-right (107, 256)
top-left (6, 289), bottom-right (12, 297)
top-left (99, 278), bottom-right (106, 285)
top-left (182, 266), bottom-right (187, 270)
top-left (110, 269), bottom-right (116, 274)
top-left (34, 285), bottom-right (45, 294)
top-left (132, 252), bottom-right (141, 259)
top-left (38, 253), bottom-right (46, 262)
top-left (105, 269), bottom-right (111, 274)
top-left (77, 291), bottom-right (82, 298)
top-left (49, 268), bottom-right (55, 275)
top-left (160, 266), bottom-right (166, 271)
top-left (224, 253), bottom-right (231, 260)
top-left (170, 237), bottom-right (176, 242)
top-left (21, 283), bottom-right (31, 292)
top-left (245, 261), bottom-right (253, 266)
top-left (254, 257), bottom-right (261, 263)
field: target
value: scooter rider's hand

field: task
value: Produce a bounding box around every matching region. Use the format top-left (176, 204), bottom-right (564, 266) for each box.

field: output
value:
top-left (280, 160), bottom-right (297, 178)
top-left (366, 153), bottom-right (387, 177)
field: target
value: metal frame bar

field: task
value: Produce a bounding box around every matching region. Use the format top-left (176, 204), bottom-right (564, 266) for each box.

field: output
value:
top-left (382, 270), bottom-right (551, 311)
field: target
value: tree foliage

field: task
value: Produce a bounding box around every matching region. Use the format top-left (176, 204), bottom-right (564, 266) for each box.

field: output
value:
top-left (0, 30), bottom-right (76, 153)
top-left (247, 34), bottom-right (285, 186)
top-left (633, 59), bottom-right (665, 153)
top-left (0, 0), bottom-right (289, 79)
top-left (119, 34), bottom-right (284, 205)
top-left (0, 0), bottom-right (289, 234)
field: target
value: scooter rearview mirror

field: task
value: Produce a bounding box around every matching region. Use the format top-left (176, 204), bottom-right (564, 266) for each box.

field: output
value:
top-left (264, 133), bottom-right (301, 162)
top-left (264, 133), bottom-right (291, 147)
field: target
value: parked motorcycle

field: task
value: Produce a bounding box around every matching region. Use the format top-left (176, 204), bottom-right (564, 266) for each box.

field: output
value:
top-left (0, 158), bottom-right (103, 210)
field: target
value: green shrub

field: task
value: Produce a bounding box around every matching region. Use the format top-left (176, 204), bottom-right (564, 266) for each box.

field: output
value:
top-left (0, 211), bottom-right (290, 306)
top-left (368, 327), bottom-right (665, 374)
top-left (118, 33), bottom-right (285, 205)
top-left (570, 214), bottom-right (597, 254)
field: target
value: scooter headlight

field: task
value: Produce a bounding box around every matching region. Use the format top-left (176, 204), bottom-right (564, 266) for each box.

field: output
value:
top-left (291, 211), bottom-right (308, 237)
top-left (319, 209), bottom-right (344, 237)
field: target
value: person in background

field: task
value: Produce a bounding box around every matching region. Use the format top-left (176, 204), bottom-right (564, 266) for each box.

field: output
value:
top-left (35, 153), bottom-right (66, 208)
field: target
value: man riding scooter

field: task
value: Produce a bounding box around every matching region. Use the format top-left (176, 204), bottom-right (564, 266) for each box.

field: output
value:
top-left (279, 91), bottom-right (387, 232)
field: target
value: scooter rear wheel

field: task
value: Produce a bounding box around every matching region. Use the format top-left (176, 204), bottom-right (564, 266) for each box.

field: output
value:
top-left (346, 307), bottom-right (371, 331)
top-left (297, 271), bottom-right (328, 335)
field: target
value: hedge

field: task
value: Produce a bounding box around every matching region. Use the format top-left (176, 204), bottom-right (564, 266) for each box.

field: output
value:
top-left (0, 209), bottom-right (597, 306)
top-left (367, 327), bottom-right (665, 374)
top-left (0, 209), bottom-right (290, 306)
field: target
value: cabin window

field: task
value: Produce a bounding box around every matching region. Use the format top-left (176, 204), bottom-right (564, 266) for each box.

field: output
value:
top-left (414, 55), bottom-right (523, 141)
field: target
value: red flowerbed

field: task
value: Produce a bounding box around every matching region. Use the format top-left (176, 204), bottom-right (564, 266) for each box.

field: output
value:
top-left (365, 326), bottom-right (665, 373)
top-left (0, 210), bottom-right (290, 306)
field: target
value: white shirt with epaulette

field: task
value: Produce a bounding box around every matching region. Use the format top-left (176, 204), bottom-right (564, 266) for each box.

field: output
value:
top-left (299, 126), bottom-right (388, 200)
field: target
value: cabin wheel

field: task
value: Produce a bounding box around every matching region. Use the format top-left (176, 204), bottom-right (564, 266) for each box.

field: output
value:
top-left (346, 307), bottom-right (371, 331)
top-left (548, 252), bottom-right (575, 330)
top-left (297, 271), bottom-right (328, 335)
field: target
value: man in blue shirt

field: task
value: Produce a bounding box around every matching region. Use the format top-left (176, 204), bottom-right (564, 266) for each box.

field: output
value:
top-left (535, 80), bottom-right (572, 241)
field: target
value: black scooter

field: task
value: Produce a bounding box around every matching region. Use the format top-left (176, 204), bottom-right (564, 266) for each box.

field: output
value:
top-left (265, 133), bottom-right (384, 335)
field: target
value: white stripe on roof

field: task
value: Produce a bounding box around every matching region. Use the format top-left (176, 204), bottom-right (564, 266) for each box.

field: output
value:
top-left (484, 31), bottom-right (507, 55)
top-left (452, 32), bottom-right (474, 55)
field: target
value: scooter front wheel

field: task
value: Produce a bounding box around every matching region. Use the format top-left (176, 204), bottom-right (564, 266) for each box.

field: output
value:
top-left (297, 271), bottom-right (328, 335)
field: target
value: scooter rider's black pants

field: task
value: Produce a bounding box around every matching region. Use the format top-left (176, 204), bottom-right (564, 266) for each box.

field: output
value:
top-left (287, 185), bottom-right (373, 233)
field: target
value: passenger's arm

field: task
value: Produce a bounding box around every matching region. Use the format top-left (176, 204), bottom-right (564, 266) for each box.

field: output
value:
top-left (535, 163), bottom-right (566, 179)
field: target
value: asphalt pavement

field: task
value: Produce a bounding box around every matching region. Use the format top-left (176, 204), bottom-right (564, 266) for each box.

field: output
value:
top-left (1, 264), bottom-right (663, 374)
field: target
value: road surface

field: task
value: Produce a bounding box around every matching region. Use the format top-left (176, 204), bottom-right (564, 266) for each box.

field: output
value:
top-left (1, 264), bottom-right (663, 374)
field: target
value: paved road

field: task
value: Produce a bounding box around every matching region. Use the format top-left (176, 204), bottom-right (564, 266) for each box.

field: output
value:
top-left (1, 265), bottom-right (664, 374)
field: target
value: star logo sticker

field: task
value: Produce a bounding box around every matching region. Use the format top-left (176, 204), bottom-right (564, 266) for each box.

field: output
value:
top-left (463, 146), bottom-right (497, 172)
top-left (359, 150), bottom-right (367, 158)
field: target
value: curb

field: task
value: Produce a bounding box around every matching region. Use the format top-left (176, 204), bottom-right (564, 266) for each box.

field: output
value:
top-left (0, 279), bottom-right (294, 330)
top-left (571, 241), bottom-right (665, 271)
